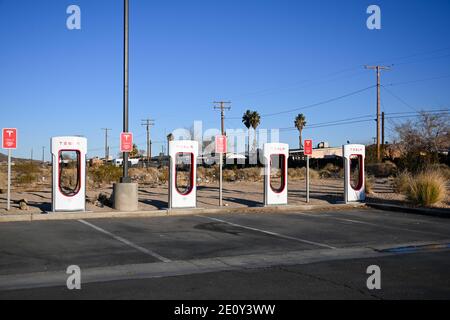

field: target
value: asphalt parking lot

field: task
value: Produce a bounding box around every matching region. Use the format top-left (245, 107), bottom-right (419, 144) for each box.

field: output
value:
top-left (0, 208), bottom-right (449, 299)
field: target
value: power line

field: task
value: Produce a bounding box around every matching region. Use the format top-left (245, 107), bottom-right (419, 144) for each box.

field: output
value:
top-left (381, 85), bottom-right (417, 112)
top-left (385, 74), bottom-right (450, 87)
top-left (228, 85), bottom-right (375, 119)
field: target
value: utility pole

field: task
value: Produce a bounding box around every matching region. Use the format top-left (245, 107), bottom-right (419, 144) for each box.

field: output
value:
top-left (30, 148), bottom-right (33, 164)
top-left (141, 119), bottom-right (155, 168)
top-left (121, 0), bottom-right (130, 183)
top-left (365, 65), bottom-right (390, 162)
top-left (42, 146), bottom-right (45, 164)
top-left (101, 128), bottom-right (111, 161)
top-left (381, 111), bottom-right (385, 149)
top-left (213, 101), bottom-right (231, 135)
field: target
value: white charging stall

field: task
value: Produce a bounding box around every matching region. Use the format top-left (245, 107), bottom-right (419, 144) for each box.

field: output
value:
top-left (51, 136), bottom-right (87, 212)
top-left (168, 140), bottom-right (198, 209)
top-left (263, 143), bottom-right (289, 206)
top-left (343, 144), bottom-right (365, 203)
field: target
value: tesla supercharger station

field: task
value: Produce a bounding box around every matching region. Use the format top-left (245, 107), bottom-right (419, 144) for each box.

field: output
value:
top-left (343, 144), bottom-right (366, 203)
top-left (263, 143), bottom-right (289, 206)
top-left (51, 136), bottom-right (87, 212)
top-left (168, 140), bottom-right (198, 209)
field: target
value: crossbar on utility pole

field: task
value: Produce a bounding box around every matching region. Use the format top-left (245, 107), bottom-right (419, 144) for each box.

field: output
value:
top-left (365, 65), bottom-right (390, 162)
top-left (213, 101), bottom-right (231, 136)
top-left (141, 119), bottom-right (155, 168)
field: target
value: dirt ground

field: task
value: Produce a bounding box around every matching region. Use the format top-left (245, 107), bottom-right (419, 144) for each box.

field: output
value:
top-left (2, 176), bottom-right (445, 214)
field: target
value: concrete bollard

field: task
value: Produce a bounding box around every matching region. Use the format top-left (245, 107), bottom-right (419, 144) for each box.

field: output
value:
top-left (113, 183), bottom-right (139, 212)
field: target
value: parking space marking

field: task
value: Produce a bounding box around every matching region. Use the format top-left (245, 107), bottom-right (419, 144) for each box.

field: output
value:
top-left (78, 220), bottom-right (171, 263)
top-left (196, 215), bottom-right (337, 249)
top-left (291, 212), bottom-right (449, 237)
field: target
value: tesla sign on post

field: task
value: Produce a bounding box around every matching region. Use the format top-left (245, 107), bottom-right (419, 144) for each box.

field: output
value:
top-left (304, 139), bottom-right (312, 203)
top-left (216, 135), bottom-right (227, 207)
top-left (2, 128), bottom-right (17, 149)
top-left (2, 128), bottom-right (17, 211)
top-left (120, 132), bottom-right (133, 153)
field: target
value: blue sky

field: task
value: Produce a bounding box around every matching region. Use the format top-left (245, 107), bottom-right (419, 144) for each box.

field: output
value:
top-left (1, 0), bottom-right (450, 159)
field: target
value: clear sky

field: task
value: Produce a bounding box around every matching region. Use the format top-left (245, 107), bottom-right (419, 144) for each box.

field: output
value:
top-left (1, 0), bottom-right (450, 160)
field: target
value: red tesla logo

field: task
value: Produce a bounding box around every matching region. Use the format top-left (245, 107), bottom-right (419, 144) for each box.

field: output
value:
top-left (304, 139), bottom-right (313, 155)
top-left (120, 132), bottom-right (133, 153)
top-left (2, 128), bottom-right (17, 149)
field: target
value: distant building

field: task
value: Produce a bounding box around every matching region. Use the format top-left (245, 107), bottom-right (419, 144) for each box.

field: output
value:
top-left (289, 142), bottom-right (342, 160)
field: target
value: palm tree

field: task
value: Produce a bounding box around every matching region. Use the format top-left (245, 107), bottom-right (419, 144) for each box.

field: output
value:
top-left (242, 110), bottom-right (252, 157)
top-left (294, 113), bottom-right (307, 149)
top-left (249, 111), bottom-right (261, 153)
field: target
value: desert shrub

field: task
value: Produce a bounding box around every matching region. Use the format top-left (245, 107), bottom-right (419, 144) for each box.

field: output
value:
top-left (223, 169), bottom-right (237, 182)
top-left (14, 162), bottom-right (40, 184)
top-left (288, 167), bottom-right (319, 180)
top-left (0, 169), bottom-right (7, 190)
top-left (319, 163), bottom-right (343, 179)
top-left (89, 165), bottom-right (122, 185)
top-left (393, 171), bottom-right (412, 193)
top-left (365, 175), bottom-right (375, 194)
top-left (406, 171), bottom-right (447, 206)
top-left (366, 161), bottom-right (397, 177)
top-left (426, 163), bottom-right (450, 180)
top-left (158, 167), bottom-right (169, 184)
top-left (242, 167), bottom-right (264, 181)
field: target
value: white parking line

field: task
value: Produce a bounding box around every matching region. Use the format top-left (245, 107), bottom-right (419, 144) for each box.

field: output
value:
top-left (335, 218), bottom-right (447, 237)
top-left (197, 215), bottom-right (337, 250)
top-left (78, 219), bottom-right (171, 263)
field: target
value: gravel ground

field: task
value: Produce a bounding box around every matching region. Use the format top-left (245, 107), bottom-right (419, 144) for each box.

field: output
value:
top-left (0, 177), bottom-right (448, 214)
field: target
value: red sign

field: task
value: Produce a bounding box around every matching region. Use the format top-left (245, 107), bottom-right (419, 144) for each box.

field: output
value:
top-left (2, 128), bottom-right (17, 149)
top-left (120, 132), bottom-right (133, 153)
top-left (304, 139), bottom-right (313, 156)
top-left (215, 135), bottom-right (227, 154)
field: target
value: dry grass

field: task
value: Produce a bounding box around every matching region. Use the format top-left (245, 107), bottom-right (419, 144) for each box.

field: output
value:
top-left (14, 162), bottom-right (41, 185)
top-left (0, 169), bottom-right (6, 191)
top-left (406, 170), bottom-right (447, 206)
top-left (365, 175), bottom-right (374, 194)
top-left (288, 167), bottom-right (319, 180)
top-left (393, 171), bottom-right (412, 193)
top-left (88, 165), bottom-right (122, 187)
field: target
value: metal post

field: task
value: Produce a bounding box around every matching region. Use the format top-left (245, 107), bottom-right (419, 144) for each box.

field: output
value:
top-left (121, 0), bottom-right (130, 183)
top-left (219, 152), bottom-right (223, 206)
top-left (306, 155), bottom-right (310, 203)
top-left (7, 149), bottom-right (11, 211)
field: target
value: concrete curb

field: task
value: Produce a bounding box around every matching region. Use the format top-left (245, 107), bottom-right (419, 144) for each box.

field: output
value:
top-left (0, 203), bottom-right (366, 223)
top-left (366, 202), bottom-right (449, 219)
